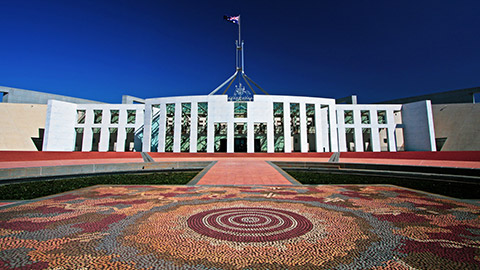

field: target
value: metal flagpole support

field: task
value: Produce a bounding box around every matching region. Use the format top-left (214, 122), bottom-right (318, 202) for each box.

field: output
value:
top-left (209, 70), bottom-right (238, 95)
top-left (209, 15), bottom-right (268, 97)
top-left (241, 41), bottom-right (245, 73)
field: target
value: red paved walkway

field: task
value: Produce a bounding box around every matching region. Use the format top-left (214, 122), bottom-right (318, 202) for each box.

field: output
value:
top-left (195, 159), bottom-right (294, 185)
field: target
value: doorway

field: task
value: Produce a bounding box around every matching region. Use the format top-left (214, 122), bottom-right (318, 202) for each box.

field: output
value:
top-left (234, 138), bottom-right (247, 152)
top-left (218, 138), bottom-right (227, 152)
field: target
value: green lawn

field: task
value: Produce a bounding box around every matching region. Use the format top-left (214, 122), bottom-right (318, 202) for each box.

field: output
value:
top-left (0, 171), bottom-right (200, 200)
top-left (285, 170), bottom-right (480, 199)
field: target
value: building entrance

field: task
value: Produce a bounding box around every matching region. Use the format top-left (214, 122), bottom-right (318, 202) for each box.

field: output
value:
top-left (218, 138), bottom-right (227, 152)
top-left (214, 122), bottom-right (227, 152)
top-left (234, 138), bottom-right (247, 152)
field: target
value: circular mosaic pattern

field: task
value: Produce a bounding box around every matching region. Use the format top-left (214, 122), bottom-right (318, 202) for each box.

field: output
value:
top-left (3, 186), bottom-right (479, 269)
top-left (187, 207), bottom-right (313, 242)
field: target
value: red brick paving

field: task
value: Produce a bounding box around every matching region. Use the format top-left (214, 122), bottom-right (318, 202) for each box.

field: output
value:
top-left (195, 159), bottom-right (293, 185)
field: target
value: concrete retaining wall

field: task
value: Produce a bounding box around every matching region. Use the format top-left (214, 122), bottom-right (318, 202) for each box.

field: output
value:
top-left (274, 161), bottom-right (480, 183)
top-left (0, 86), bottom-right (103, 104)
top-left (432, 103), bottom-right (480, 151)
top-left (0, 161), bottom-right (211, 182)
top-left (0, 103), bottom-right (47, 151)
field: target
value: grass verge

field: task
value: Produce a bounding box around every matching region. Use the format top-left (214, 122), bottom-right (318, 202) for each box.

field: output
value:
top-left (286, 170), bottom-right (480, 199)
top-left (0, 171), bottom-right (200, 200)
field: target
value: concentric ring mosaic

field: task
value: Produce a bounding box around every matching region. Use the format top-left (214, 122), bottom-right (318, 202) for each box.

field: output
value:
top-left (187, 207), bottom-right (313, 242)
top-left (0, 185), bottom-right (479, 269)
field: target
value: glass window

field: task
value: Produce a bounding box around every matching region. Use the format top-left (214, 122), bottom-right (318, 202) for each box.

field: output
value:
top-left (94, 110), bottom-right (103, 124)
top-left (110, 110), bottom-right (119, 124)
top-left (76, 110), bottom-right (85, 124)
top-left (377, 110), bottom-right (387, 124)
top-left (74, 128), bottom-right (84, 151)
top-left (290, 103), bottom-right (300, 135)
top-left (234, 123), bottom-right (246, 135)
top-left (306, 104), bottom-right (315, 133)
top-left (150, 105), bottom-right (161, 152)
top-left (254, 123), bottom-right (267, 152)
top-left (215, 122), bottom-right (228, 135)
top-left (306, 104), bottom-right (316, 152)
top-left (344, 110), bottom-right (353, 124)
top-left (361, 110), bottom-right (370, 124)
top-left (181, 103), bottom-right (191, 152)
top-left (108, 128), bottom-right (118, 152)
top-left (125, 128), bottom-right (135, 152)
top-left (165, 104), bottom-right (175, 152)
top-left (214, 122), bottom-right (227, 152)
top-left (197, 102), bottom-right (208, 152)
top-left (234, 102), bottom-right (247, 118)
top-left (273, 102), bottom-right (284, 152)
top-left (127, 110), bottom-right (136, 124)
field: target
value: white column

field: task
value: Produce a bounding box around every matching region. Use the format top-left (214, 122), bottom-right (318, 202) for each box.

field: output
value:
top-left (98, 109), bottom-right (109, 152)
top-left (207, 121), bottom-right (214, 153)
top-left (370, 109), bottom-right (380, 152)
top-left (353, 109), bottom-right (364, 152)
top-left (337, 109), bottom-right (347, 152)
top-left (283, 102), bottom-right (292, 153)
top-left (267, 112), bottom-right (274, 153)
top-left (99, 128), bottom-right (109, 152)
top-left (299, 103), bottom-right (308, 153)
top-left (321, 108), bottom-right (330, 152)
top-left (116, 128), bottom-right (126, 152)
top-left (173, 103), bottom-right (182, 152)
top-left (247, 122), bottom-right (254, 153)
top-left (142, 103), bottom-right (152, 152)
top-left (134, 108), bottom-right (144, 152)
top-left (157, 103), bottom-right (166, 152)
top-left (190, 102), bottom-right (198, 153)
top-left (387, 110), bottom-right (397, 152)
top-left (328, 104), bottom-right (339, 152)
top-left (314, 104), bottom-right (324, 152)
top-left (426, 100), bottom-right (437, 151)
top-left (116, 109), bottom-right (127, 152)
top-left (371, 128), bottom-right (380, 152)
top-left (82, 109), bottom-right (94, 151)
top-left (227, 121), bottom-right (234, 153)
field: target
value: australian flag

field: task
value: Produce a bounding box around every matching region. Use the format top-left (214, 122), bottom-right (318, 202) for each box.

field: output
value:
top-left (224, 15), bottom-right (239, 24)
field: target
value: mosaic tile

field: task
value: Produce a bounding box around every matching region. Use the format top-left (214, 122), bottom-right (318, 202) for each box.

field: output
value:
top-left (0, 185), bottom-right (479, 269)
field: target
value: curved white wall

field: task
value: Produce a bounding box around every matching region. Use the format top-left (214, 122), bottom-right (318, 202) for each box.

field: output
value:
top-left (43, 94), bottom-right (435, 152)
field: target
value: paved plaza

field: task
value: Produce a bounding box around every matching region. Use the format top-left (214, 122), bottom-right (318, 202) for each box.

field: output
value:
top-left (1, 152), bottom-right (480, 269)
top-left (0, 184), bottom-right (479, 269)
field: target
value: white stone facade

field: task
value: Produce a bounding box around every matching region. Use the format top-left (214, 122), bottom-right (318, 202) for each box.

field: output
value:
top-left (42, 95), bottom-right (437, 152)
top-left (43, 100), bottom-right (144, 152)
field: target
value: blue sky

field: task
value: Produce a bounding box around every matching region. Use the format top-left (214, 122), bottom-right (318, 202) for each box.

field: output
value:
top-left (1, 0), bottom-right (479, 103)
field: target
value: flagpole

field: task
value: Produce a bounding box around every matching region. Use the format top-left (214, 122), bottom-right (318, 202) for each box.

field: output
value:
top-left (211, 14), bottom-right (268, 96)
top-left (239, 16), bottom-right (244, 75)
top-left (238, 15), bottom-right (241, 51)
top-left (237, 15), bottom-right (242, 86)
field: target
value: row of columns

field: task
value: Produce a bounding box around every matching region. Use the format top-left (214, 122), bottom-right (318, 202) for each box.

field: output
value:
top-left (336, 108), bottom-right (398, 152)
top-left (76, 108), bottom-right (144, 152)
top-left (143, 101), bottom-right (339, 153)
